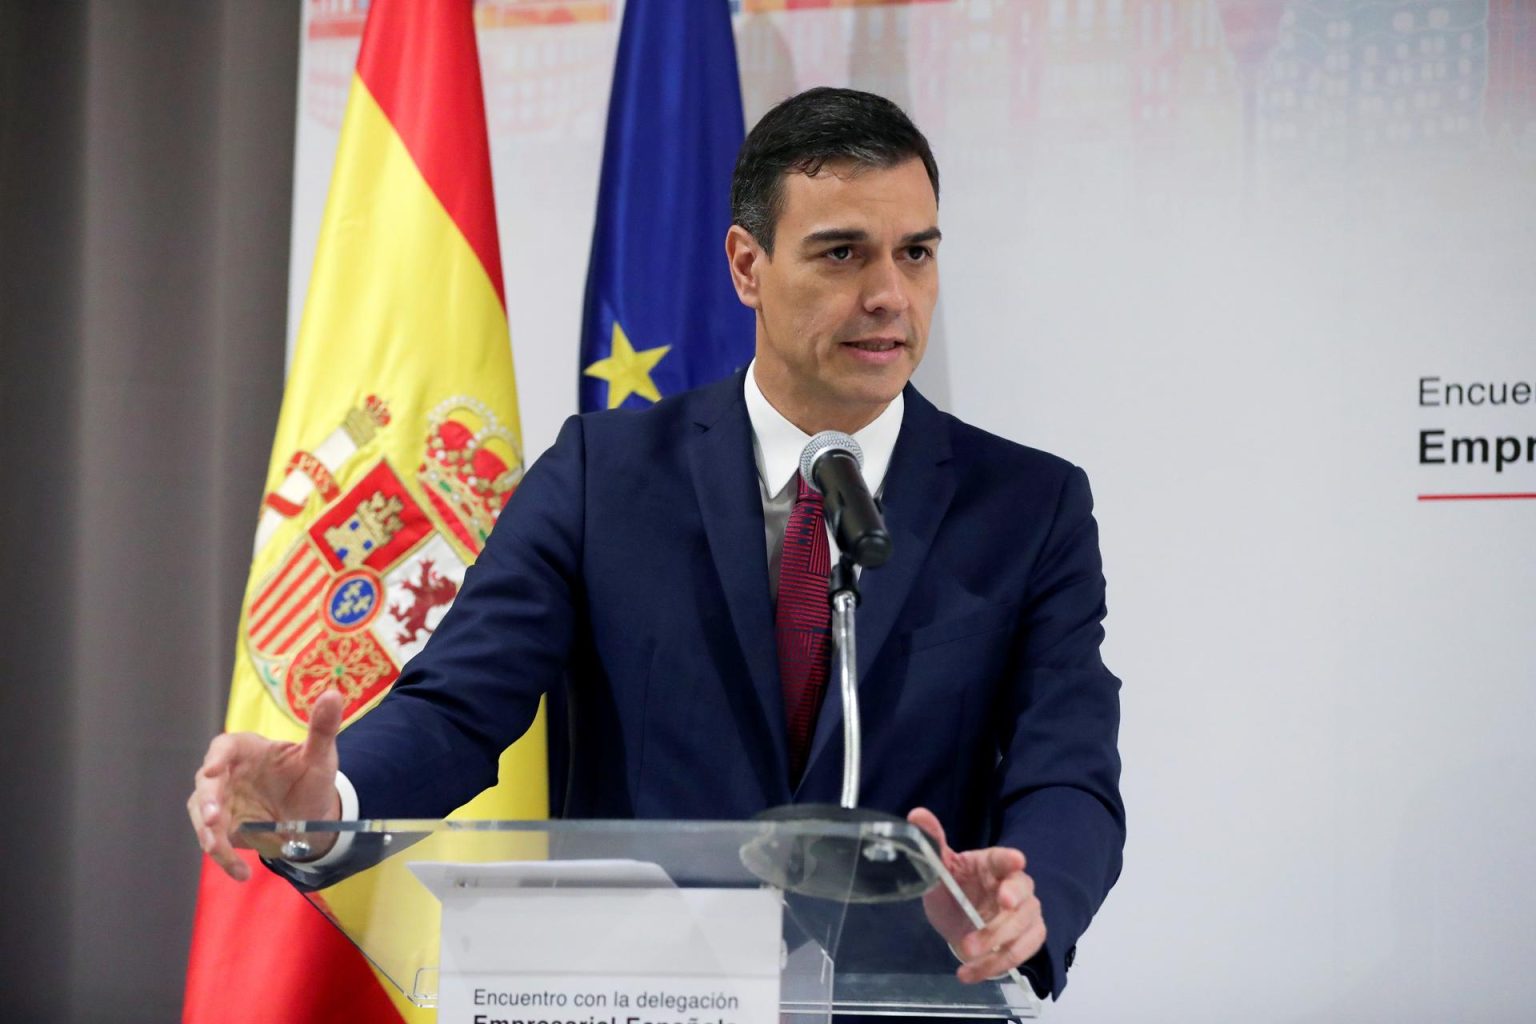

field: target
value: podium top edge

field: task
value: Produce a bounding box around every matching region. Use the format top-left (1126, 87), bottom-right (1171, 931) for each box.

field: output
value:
top-left (236, 817), bottom-right (932, 843)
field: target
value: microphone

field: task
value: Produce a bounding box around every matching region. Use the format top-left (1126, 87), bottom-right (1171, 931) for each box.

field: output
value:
top-left (741, 433), bottom-right (932, 907)
top-left (799, 432), bottom-right (892, 568)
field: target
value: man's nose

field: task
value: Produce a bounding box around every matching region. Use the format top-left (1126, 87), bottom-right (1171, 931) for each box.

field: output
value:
top-left (861, 256), bottom-right (911, 317)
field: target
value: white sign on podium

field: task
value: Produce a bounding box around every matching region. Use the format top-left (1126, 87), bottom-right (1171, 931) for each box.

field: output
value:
top-left (411, 860), bottom-right (785, 1024)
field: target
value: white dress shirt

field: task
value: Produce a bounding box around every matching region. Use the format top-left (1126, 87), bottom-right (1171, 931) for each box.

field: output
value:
top-left (295, 363), bottom-right (904, 869)
top-left (742, 359), bottom-right (903, 593)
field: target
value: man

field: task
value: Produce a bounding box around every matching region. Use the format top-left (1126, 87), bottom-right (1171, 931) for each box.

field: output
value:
top-left (189, 87), bottom-right (1124, 998)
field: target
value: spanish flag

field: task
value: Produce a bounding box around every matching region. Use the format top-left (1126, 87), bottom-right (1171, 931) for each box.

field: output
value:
top-left (183, 2), bottom-right (545, 1021)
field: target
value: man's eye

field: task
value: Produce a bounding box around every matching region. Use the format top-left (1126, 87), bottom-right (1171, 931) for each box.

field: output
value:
top-left (906, 245), bottom-right (932, 262)
top-left (826, 246), bottom-right (853, 261)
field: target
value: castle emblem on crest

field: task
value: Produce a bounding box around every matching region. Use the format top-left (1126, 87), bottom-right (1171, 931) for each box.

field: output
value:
top-left (243, 394), bottom-right (521, 725)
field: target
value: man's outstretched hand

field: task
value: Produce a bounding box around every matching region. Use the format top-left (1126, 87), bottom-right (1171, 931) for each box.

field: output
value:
top-left (186, 688), bottom-right (345, 881)
top-left (908, 806), bottom-right (1046, 985)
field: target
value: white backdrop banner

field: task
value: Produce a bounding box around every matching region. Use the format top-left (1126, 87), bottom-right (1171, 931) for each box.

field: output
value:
top-left (290, 2), bottom-right (1536, 1021)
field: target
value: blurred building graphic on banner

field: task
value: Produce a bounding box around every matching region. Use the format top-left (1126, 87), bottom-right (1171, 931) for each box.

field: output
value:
top-left (1255, 0), bottom-right (1488, 172)
top-left (306, 0), bottom-right (370, 39)
top-left (306, 0), bottom-right (610, 36)
top-left (1486, 0), bottom-right (1536, 153)
top-left (477, 0), bottom-right (612, 28)
top-left (291, 1), bottom-right (1535, 230)
top-left (477, 6), bottom-right (615, 140)
top-left (303, 0), bottom-right (615, 134)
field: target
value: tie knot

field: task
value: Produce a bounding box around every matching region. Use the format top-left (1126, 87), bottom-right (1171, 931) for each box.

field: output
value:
top-left (795, 474), bottom-right (821, 507)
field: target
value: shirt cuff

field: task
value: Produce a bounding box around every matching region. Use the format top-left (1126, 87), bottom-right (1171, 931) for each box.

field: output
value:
top-left (283, 770), bottom-right (358, 873)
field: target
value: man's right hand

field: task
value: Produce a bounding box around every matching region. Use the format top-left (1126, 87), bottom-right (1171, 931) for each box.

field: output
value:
top-left (187, 688), bottom-right (345, 881)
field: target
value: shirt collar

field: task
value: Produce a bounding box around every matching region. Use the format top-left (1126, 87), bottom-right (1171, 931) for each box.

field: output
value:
top-left (742, 359), bottom-right (905, 500)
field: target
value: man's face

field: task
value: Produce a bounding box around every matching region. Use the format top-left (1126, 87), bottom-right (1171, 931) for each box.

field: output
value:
top-left (728, 157), bottom-right (940, 435)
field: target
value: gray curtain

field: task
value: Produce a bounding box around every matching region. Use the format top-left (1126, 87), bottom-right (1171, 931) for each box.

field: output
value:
top-left (0, 2), bottom-right (297, 1020)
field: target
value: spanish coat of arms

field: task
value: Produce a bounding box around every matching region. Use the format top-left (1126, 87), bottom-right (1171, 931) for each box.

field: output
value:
top-left (244, 395), bottom-right (522, 725)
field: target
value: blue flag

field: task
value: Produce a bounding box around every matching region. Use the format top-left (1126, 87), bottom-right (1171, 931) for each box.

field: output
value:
top-left (578, 0), bottom-right (753, 413)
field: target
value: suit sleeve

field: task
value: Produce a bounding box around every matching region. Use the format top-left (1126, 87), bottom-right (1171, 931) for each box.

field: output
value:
top-left (998, 464), bottom-right (1125, 998)
top-left (333, 415), bottom-right (588, 818)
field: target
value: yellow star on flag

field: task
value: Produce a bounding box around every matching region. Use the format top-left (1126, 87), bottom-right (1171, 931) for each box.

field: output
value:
top-left (583, 320), bottom-right (671, 409)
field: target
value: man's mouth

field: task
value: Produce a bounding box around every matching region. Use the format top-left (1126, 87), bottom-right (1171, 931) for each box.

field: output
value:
top-left (843, 338), bottom-right (902, 352)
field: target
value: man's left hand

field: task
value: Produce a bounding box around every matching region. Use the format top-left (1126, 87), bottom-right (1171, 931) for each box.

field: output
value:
top-left (908, 806), bottom-right (1046, 984)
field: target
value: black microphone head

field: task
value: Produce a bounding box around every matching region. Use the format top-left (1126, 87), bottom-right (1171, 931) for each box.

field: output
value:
top-left (798, 431), bottom-right (863, 493)
top-left (850, 528), bottom-right (893, 568)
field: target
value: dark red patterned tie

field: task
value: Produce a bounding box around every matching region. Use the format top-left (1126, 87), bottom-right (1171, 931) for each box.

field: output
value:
top-left (776, 475), bottom-right (832, 784)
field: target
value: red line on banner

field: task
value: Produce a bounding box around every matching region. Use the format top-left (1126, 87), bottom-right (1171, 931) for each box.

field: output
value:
top-left (1417, 492), bottom-right (1536, 501)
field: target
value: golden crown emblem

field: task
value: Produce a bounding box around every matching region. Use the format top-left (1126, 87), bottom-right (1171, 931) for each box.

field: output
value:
top-left (417, 396), bottom-right (523, 554)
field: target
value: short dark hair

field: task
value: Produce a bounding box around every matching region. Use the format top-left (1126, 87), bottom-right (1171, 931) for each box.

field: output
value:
top-left (730, 87), bottom-right (940, 254)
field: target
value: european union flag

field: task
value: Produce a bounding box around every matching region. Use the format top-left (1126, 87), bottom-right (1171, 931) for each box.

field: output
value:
top-left (578, 0), bottom-right (753, 413)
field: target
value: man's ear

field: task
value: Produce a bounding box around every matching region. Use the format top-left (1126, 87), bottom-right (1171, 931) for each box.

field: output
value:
top-left (725, 224), bottom-right (765, 310)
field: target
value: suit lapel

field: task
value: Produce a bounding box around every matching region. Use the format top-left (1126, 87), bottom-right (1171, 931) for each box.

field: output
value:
top-left (798, 386), bottom-right (955, 794)
top-left (686, 374), bottom-right (793, 796)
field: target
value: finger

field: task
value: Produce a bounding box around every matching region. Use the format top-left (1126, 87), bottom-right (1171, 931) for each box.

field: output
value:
top-left (191, 736), bottom-right (259, 881)
top-left (907, 806), bottom-right (947, 849)
top-left (195, 732), bottom-right (239, 781)
top-left (303, 688), bottom-right (345, 765)
top-left (188, 768), bottom-right (252, 881)
top-left (202, 812), bottom-right (253, 882)
top-left (989, 867), bottom-right (1032, 912)
top-left (961, 884), bottom-right (1036, 959)
top-left (978, 846), bottom-right (1026, 890)
top-left (907, 807), bottom-right (957, 868)
top-left (961, 917), bottom-right (1047, 984)
top-left (209, 843), bottom-right (253, 882)
top-left (190, 761), bottom-right (230, 833)
top-left (958, 910), bottom-right (1046, 983)
top-left (187, 791), bottom-right (212, 853)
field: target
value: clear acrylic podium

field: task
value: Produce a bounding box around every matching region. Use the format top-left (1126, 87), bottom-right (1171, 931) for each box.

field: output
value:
top-left (243, 817), bottom-right (1042, 1020)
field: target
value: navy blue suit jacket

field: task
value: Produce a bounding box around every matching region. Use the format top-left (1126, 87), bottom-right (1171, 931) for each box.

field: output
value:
top-left (336, 371), bottom-right (1124, 996)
